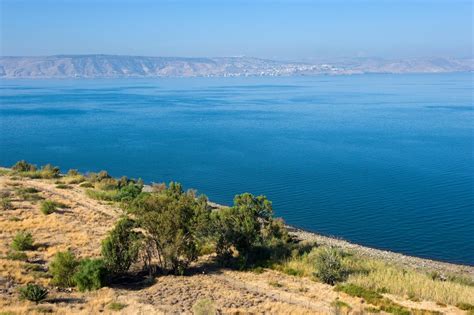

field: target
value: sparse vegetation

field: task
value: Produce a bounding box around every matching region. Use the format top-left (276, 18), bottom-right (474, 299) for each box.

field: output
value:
top-left (50, 250), bottom-right (79, 287)
top-left (11, 231), bottom-right (34, 251)
top-left (18, 284), bottom-right (48, 304)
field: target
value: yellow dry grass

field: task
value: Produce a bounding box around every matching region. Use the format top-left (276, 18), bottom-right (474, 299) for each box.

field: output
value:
top-left (347, 259), bottom-right (474, 306)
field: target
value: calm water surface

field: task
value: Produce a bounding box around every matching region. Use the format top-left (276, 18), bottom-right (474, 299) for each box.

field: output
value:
top-left (1, 74), bottom-right (473, 265)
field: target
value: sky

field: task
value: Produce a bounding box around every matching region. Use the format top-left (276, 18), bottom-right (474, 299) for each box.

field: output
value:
top-left (0, 0), bottom-right (472, 60)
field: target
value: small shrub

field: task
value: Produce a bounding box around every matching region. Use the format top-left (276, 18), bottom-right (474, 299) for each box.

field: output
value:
top-left (108, 302), bottom-right (126, 311)
top-left (38, 164), bottom-right (60, 179)
top-left (12, 160), bottom-right (37, 172)
top-left (18, 284), bottom-right (48, 304)
top-left (79, 182), bottom-right (93, 188)
top-left (192, 299), bottom-right (217, 315)
top-left (73, 258), bottom-right (107, 292)
top-left (8, 216), bottom-right (20, 222)
top-left (55, 184), bottom-right (71, 189)
top-left (7, 250), bottom-right (28, 261)
top-left (40, 200), bottom-right (57, 215)
top-left (11, 231), bottom-right (34, 251)
top-left (1, 197), bottom-right (13, 210)
top-left (50, 250), bottom-right (79, 287)
top-left (314, 248), bottom-right (347, 285)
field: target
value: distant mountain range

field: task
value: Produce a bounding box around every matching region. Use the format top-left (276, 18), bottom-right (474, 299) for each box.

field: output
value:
top-left (0, 55), bottom-right (472, 78)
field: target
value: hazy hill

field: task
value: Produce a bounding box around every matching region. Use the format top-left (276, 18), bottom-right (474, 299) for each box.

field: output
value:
top-left (0, 55), bottom-right (472, 78)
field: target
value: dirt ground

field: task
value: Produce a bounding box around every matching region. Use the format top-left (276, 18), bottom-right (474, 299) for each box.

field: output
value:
top-left (0, 174), bottom-right (466, 314)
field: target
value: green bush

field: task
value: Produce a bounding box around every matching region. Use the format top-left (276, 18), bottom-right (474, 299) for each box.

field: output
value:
top-left (50, 250), bottom-right (79, 287)
top-left (79, 182), bottom-right (94, 188)
top-left (7, 250), bottom-right (28, 261)
top-left (192, 299), bottom-right (217, 315)
top-left (11, 231), bottom-right (34, 251)
top-left (313, 248), bottom-right (347, 285)
top-left (12, 160), bottom-right (37, 172)
top-left (101, 218), bottom-right (140, 274)
top-left (73, 258), bottom-right (107, 292)
top-left (18, 284), bottom-right (48, 304)
top-left (40, 200), bottom-right (58, 215)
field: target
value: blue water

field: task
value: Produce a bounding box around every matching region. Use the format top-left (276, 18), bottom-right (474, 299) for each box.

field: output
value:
top-left (1, 74), bottom-right (473, 265)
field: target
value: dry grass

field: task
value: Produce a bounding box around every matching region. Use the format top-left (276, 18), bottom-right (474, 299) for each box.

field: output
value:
top-left (346, 258), bottom-right (474, 306)
top-left (274, 246), bottom-right (474, 307)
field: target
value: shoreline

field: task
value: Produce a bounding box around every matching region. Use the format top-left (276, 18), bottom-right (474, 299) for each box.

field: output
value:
top-left (206, 199), bottom-right (474, 276)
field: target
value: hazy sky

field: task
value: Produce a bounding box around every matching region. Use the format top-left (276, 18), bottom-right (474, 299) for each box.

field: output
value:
top-left (1, 0), bottom-right (472, 60)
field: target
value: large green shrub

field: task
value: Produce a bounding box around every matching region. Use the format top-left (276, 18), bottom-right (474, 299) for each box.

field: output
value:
top-left (18, 284), bottom-right (48, 304)
top-left (11, 231), bottom-right (34, 251)
top-left (73, 258), bottom-right (107, 292)
top-left (313, 247), bottom-right (347, 285)
top-left (101, 218), bottom-right (140, 274)
top-left (50, 250), bottom-right (79, 287)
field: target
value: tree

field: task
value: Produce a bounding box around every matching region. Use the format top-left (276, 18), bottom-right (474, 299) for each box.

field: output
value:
top-left (128, 182), bottom-right (211, 274)
top-left (212, 193), bottom-right (288, 266)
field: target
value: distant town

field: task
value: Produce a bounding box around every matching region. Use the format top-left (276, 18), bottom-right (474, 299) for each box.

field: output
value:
top-left (1, 55), bottom-right (472, 78)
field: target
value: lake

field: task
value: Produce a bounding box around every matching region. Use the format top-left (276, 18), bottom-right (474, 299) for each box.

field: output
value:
top-left (1, 73), bottom-right (473, 265)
